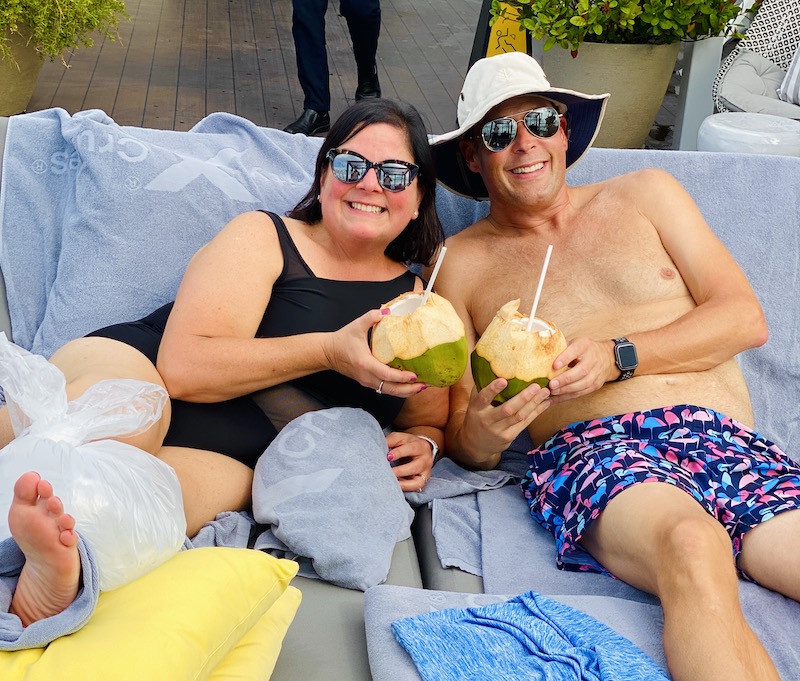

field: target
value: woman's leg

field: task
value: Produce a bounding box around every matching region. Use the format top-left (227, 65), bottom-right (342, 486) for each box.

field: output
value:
top-left (3, 337), bottom-right (255, 538)
top-left (8, 472), bottom-right (81, 627)
top-left (1, 337), bottom-right (171, 450)
top-left (156, 447), bottom-right (254, 538)
top-left (47, 337), bottom-right (172, 451)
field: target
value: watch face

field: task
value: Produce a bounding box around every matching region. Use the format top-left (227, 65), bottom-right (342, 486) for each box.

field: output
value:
top-left (615, 343), bottom-right (638, 371)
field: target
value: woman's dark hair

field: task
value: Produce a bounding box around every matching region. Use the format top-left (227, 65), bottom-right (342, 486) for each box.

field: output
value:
top-left (287, 99), bottom-right (444, 266)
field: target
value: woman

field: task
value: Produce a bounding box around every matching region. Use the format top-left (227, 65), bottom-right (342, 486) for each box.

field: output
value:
top-left (0, 101), bottom-right (448, 632)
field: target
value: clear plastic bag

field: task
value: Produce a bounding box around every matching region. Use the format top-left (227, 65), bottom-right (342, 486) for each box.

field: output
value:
top-left (0, 333), bottom-right (186, 591)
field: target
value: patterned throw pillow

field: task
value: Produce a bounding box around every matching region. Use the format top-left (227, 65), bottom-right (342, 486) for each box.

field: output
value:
top-left (777, 45), bottom-right (800, 105)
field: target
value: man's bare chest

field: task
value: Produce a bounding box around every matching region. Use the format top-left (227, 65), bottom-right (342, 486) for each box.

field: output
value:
top-left (467, 216), bottom-right (690, 338)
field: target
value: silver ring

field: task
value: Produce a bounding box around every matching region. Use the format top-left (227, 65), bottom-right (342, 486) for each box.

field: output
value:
top-left (376, 380), bottom-right (385, 395)
top-left (421, 474), bottom-right (428, 484)
top-left (417, 487), bottom-right (423, 493)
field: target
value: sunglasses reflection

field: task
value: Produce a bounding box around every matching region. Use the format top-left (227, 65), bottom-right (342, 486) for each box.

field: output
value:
top-left (326, 149), bottom-right (420, 192)
top-left (481, 107), bottom-right (562, 152)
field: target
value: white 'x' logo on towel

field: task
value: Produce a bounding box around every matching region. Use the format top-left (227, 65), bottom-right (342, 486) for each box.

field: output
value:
top-left (144, 148), bottom-right (257, 202)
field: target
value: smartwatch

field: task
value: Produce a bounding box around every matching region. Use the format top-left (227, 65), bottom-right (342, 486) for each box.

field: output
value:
top-left (612, 337), bottom-right (638, 381)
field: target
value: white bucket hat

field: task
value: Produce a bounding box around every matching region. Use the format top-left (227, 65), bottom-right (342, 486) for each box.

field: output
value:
top-left (430, 52), bottom-right (610, 200)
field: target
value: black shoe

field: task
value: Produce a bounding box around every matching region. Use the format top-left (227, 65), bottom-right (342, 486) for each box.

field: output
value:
top-left (355, 76), bottom-right (381, 101)
top-left (283, 109), bottom-right (330, 135)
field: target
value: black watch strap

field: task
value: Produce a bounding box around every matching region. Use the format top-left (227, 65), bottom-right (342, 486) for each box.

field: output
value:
top-left (612, 337), bottom-right (638, 381)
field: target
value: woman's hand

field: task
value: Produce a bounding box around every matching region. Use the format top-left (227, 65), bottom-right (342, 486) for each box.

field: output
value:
top-left (322, 309), bottom-right (426, 398)
top-left (385, 431), bottom-right (436, 493)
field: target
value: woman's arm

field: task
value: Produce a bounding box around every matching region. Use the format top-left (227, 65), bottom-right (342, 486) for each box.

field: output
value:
top-left (157, 211), bottom-right (419, 402)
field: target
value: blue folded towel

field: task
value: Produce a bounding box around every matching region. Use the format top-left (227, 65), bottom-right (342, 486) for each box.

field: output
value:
top-left (391, 589), bottom-right (669, 681)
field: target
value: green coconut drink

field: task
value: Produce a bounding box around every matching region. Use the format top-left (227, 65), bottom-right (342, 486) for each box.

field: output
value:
top-left (371, 291), bottom-right (468, 387)
top-left (471, 299), bottom-right (567, 404)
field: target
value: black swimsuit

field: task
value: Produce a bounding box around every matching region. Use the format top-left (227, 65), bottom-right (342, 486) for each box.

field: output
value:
top-left (87, 212), bottom-right (417, 467)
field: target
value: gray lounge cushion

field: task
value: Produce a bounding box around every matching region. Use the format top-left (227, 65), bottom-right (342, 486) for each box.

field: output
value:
top-left (719, 50), bottom-right (800, 118)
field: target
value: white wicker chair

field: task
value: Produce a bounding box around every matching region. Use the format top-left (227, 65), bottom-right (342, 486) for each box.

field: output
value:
top-left (711, 0), bottom-right (800, 117)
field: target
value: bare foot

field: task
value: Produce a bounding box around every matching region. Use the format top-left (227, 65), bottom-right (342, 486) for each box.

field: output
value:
top-left (9, 472), bottom-right (81, 626)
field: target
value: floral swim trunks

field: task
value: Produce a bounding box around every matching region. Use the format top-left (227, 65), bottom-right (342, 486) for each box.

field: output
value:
top-left (522, 404), bottom-right (800, 577)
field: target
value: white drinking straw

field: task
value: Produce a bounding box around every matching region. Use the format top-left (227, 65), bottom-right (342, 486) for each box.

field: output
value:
top-left (526, 244), bottom-right (554, 332)
top-left (422, 246), bottom-right (447, 305)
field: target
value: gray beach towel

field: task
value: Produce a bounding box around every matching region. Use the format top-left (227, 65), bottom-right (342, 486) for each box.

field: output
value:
top-left (0, 534), bottom-right (99, 650)
top-left (251, 408), bottom-right (414, 591)
top-left (408, 433), bottom-right (531, 576)
top-left (404, 458), bottom-right (516, 575)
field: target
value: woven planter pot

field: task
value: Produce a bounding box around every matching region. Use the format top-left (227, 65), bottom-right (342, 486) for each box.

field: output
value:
top-left (542, 42), bottom-right (681, 149)
top-left (0, 30), bottom-right (44, 116)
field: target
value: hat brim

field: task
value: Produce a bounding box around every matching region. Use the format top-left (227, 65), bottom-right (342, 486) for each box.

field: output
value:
top-left (431, 92), bottom-right (609, 201)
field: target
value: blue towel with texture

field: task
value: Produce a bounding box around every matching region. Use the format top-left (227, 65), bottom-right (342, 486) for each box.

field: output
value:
top-left (0, 533), bottom-right (100, 649)
top-left (391, 589), bottom-right (669, 681)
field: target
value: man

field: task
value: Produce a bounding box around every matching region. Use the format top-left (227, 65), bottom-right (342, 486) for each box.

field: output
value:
top-left (283, 0), bottom-right (381, 135)
top-left (430, 51), bottom-right (798, 681)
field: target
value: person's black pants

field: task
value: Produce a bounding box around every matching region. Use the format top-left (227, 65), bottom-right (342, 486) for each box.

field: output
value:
top-left (291, 0), bottom-right (381, 112)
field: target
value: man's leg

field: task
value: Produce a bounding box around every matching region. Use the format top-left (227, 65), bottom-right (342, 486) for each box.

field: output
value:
top-left (340, 0), bottom-right (381, 99)
top-left (581, 481), bottom-right (780, 681)
top-left (284, 0), bottom-right (332, 134)
top-left (739, 508), bottom-right (800, 600)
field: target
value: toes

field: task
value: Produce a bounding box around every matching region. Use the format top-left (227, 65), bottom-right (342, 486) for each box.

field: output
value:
top-left (45, 494), bottom-right (65, 517)
top-left (36, 478), bottom-right (54, 500)
top-left (58, 512), bottom-right (76, 533)
top-left (58, 526), bottom-right (79, 548)
top-left (13, 472), bottom-right (43, 504)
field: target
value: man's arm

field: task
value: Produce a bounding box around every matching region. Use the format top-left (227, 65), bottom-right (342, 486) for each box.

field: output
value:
top-left (630, 169), bottom-right (767, 370)
top-left (548, 169), bottom-right (768, 401)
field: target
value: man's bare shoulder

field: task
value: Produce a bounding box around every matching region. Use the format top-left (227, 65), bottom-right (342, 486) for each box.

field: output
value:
top-left (436, 219), bottom-right (492, 300)
top-left (574, 167), bottom-right (681, 199)
top-left (445, 217), bottom-right (491, 244)
top-left (443, 218), bottom-right (495, 260)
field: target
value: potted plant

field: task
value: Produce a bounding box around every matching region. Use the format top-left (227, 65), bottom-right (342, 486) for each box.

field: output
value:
top-left (0, 0), bottom-right (128, 116)
top-left (489, 0), bottom-right (744, 148)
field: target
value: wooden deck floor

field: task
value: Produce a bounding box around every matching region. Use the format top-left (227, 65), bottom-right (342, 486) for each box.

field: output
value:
top-left (27, 0), bottom-right (482, 135)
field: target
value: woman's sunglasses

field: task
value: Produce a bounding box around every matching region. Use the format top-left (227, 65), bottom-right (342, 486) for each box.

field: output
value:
top-left (479, 106), bottom-right (564, 152)
top-left (326, 149), bottom-right (419, 192)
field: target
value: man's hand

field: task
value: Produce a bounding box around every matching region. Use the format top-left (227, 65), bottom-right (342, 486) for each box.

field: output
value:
top-left (457, 378), bottom-right (551, 468)
top-left (548, 337), bottom-right (616, 401)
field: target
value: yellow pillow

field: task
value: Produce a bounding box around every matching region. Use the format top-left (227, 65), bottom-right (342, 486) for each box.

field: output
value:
top-left (0, 547), bottom-right (299, 680)
top-left (209, 585), bottom-right (302, 680)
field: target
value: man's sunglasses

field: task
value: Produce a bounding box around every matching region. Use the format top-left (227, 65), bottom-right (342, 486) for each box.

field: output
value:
top-left (479, 106), bottom-right (564, 152)
top-left (325, 149), bottom-right (420, 192)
